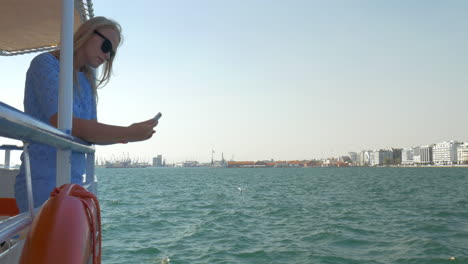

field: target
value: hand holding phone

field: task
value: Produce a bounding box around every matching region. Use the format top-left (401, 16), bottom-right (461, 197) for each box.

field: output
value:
top-left (154, 112), bottom-right (162, 121)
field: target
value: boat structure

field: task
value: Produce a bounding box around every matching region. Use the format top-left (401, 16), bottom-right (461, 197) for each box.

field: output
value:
top-left (0, 0), bottom-right (101, 263)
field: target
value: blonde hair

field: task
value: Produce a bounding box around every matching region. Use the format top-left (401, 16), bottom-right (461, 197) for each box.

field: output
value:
top-left (51, 16), bottom-right (122, 97)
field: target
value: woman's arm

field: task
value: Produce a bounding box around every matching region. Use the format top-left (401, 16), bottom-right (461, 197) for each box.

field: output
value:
top-left (49, 114), bottom-right (157, 145)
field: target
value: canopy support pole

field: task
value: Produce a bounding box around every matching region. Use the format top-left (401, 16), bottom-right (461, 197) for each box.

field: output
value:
top-left (56, 0), bottom-right (74, 187)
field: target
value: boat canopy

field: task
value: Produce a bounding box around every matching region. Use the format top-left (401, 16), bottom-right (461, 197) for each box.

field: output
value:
top-left (0, 0), bottom-right (94, 56)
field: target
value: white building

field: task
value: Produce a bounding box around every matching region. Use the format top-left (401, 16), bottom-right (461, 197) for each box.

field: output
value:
top-left (413, 146), bottom-right (421, 164)
top-left (348, 152), bottom-right (357, 164)
top-left (419, 145), bottom-right (433, 165)
top-left (358, 150), bottom-right (371, 166)
top-left (433, 141), bottom-right (461, 165)
top-left (369, 151), bottom-right (376, 166)
top-left (370, 149), bottom-right (393, 166)
top-left (457, 143), bottom-right (468, 165)
top-left (401, 147), bottom-right (414, 165)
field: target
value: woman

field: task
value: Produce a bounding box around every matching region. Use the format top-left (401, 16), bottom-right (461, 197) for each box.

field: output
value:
top-left (14, 16), bottom-right (157, 212)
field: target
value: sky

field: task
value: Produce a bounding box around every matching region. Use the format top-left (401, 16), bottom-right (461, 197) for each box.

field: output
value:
top-left (1, 0), bottom-right (468, 164)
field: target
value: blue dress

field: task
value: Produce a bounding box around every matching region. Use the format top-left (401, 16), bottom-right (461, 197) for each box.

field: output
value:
top-left (14, 53), bottom-right (97, 212)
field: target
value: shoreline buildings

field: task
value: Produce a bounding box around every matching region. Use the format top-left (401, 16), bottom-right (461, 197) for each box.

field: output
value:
top-left (142, 140), bottom-right (468, 168)
top-left (356, 140), bottom-right (466, 166)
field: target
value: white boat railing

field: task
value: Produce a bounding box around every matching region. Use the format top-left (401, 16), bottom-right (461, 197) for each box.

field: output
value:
top-left (0, 102), bottom-right (94, 154)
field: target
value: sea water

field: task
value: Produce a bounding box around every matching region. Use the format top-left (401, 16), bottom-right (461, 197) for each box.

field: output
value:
top-left (98, 167), bottom-right (468, 264)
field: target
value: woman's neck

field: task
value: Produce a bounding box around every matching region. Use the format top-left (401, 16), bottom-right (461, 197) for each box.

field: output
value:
top-left (74, 56), bottom-right (85, 72)
top-left (50, 51), bottom-right (86, 72)
top-left (73, 48), bottom-right (87, 71)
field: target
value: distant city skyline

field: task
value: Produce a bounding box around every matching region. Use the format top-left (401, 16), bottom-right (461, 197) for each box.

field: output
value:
top-left (1, 1), bottom-right (468, 165)
top-left (1, 137), bottom-right (467, 167)
top-left (93, 139), bottom-right (468, 168)
top-left (98, 138), bottom-right (467, 165)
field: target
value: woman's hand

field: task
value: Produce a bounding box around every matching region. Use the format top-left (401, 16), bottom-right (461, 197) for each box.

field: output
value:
top-left (126, 118), bottom-right (158, 142)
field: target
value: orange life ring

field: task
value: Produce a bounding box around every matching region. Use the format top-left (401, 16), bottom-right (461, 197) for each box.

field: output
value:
top-left (19, 184), bottom-right (101, 264)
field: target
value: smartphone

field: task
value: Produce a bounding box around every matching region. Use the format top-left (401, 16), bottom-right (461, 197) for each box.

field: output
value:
top-left (154, 112), bottom-right (162, 121)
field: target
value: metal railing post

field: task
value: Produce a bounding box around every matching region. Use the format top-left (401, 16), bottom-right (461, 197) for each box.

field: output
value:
top-left (22, 143), bottom-right (35, 217)
top-left (4, 149), bottom-right (10, 169)
top-left (85, 153), bottom-right (96, 194)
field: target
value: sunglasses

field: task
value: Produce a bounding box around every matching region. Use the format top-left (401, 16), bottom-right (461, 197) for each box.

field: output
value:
top-left (94, 30), bottom-right (115, 57)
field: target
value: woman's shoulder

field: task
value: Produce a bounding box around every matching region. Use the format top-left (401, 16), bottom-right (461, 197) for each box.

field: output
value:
top-left (29, 52), bottom-right (59, 70)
